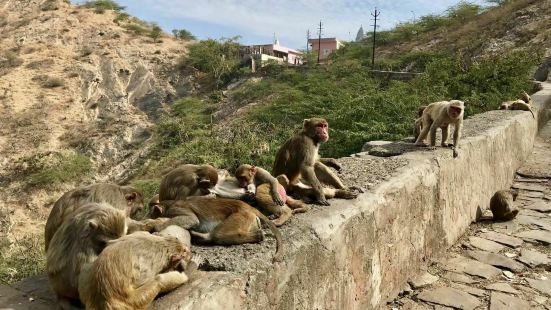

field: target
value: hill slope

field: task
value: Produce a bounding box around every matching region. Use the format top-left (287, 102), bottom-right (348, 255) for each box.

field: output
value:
top-left (0, 0), bottom-right (192, 266)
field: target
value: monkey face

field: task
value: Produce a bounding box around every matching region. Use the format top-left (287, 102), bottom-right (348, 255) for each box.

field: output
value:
top-left (448, 106), bottom-right (463, 119)
top-left (315, 122), bottom-right (329, 142)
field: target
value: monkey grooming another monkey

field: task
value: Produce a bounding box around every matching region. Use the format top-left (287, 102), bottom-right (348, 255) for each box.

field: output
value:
top-left (79, 232), bottom-right (192, 310)
top-left (254, 174), bottom-right (310, 226)
top-left (47, 203), bottom-right (127, 309)
top-left (490, 190), bottom-right (519, 221)
top-left (151, 197), bottom-right (284, 262)
top-left (415, 100), bottom-right (464, 149)
top-left (208, 169), bottom-right (256, 202)
top-left (273, 118), bottom-right (358, 206)
top-left (159, 164), bottom-right (218, 201)
top-left (45, 183), bottom-right (144, 250)
top-left (236, 164), bottom-right (285, 206)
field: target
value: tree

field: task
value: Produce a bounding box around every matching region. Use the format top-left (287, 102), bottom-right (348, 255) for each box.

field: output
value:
top-left (355, 26), bottom-right (365, 42)
top-left (185, 37), bottom-right (241, 87)
top-left (149, 24), bottom-right (162, 43)
top-left (447, 1), bottom-right (482, 22)
top-left (172, 29), bottom-right (196, 41)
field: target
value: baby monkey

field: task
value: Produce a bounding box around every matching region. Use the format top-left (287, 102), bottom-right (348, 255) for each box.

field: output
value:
top-left (415, 100), bottom-right (464, 150)
top-left (490, 189), bottom-right (519, 221)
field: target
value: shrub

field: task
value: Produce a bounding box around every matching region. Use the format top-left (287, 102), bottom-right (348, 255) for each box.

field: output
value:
top-left (82, 0), bottom-right (125, 12)
top-left (1, 51), bottom-right (23, 68)
top-left (0, 234), bottom-right (45, 284)
top-left (172, 29), bottom-right (196, 40)
top-left (43, 76), bottom-right (64, 88)
top-left (41, 0), bottom-right (60, 11)
top-left (25, 151), bottom-right (93, 187)
top-left (149, 23), bottom-right (162, 42)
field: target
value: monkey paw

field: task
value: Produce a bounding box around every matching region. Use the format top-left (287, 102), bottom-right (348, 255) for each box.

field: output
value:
top-left (415, 142), bottom-right (429, 147)
top-left (316, 199), bottom-right (331, 206)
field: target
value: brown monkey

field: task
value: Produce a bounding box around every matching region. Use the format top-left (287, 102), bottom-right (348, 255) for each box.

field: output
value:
top-left (159, 164), bottom-right (218, 201)
top-left (413, 105), bottom-right (427, 141)
top-left (490, 190), bottom-right (519, 221)
top-left (155, 225), bottom-right (192, 249)
top-left (254, 174), bottom-right (310, 226)
top-left (289, 180), bottom-right (358, 203)
top-left (79, 232), bottom-right (192, 310)
top-left (151, 197), bottom-right (284, 262)
top-left (499, 91), bottom-right (535, 118)
top-left (44, 183), bottom-right (144, 250)
top-left (47, 203), bottom-right (127, 309)
top-left (236, 164), bottom-right (285, 205)
top-left (273, 118), bottom-right (357, 206)
top-left (209, 169), bottom-right (255, 201)
top-left (415, 100), bottom-right (464, 148)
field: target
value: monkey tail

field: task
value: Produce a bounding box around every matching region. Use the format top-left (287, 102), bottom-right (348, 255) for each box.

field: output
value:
top-left (253, 209), bottom-right (284, 263)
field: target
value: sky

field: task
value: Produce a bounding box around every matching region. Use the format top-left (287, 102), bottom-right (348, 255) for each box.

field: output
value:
top-left (76, 0), bottom-right (488, 50)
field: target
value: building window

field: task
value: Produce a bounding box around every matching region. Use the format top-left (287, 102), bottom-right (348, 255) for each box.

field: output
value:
top-left (323, 49), bottom-right (331, 56)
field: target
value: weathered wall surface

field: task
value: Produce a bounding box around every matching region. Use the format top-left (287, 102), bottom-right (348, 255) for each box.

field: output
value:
top-left (151, 83), bottom-right (551, 310)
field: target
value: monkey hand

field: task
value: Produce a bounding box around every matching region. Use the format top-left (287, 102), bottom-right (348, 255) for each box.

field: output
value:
top-left (349, 186), bottom-right (365, 193)
top-left (271, 191), bottom-right (285, 206)
top-left (415, 142), bottom-right (429, 147)
top-left (315, 197), bottom-right (331, 206)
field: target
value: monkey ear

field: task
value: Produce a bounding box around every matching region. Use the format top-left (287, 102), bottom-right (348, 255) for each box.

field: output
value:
top-left (303, 119), bottom-right (310, 127)
top-left (125, 192), bottom-right (137, 201)
top-left (88, 219), bottom-right (99, 230)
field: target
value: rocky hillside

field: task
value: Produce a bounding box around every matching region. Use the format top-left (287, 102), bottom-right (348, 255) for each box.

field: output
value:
top-left (377, 0), bottom-right (551, 69)
top-left (0, 0), bottom-right (193, 243)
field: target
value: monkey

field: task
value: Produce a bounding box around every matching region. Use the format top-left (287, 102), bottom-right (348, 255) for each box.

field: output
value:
top-left (158, 164), bottom-right (218, 201)
top-left (79, 232), bottom-right (192, 310)
top-left (46, 203), bottom-right (127, 309)
top-left (207, 169), bottom-right (256, 202)
top-left (413, 105), bottom-right (427, 142)
top-left (273, 118), bottom-right (358, 206)
top-left (155, 225), bottom-right (192, 249)
top-left (150, 197), bottom-right (284, 262)
top-left (490, 189), bottom-right (519, 221)
top-left (44, 183), bottom-right (145, 251)
top-left (254, 174), bottom-right (310, 226)
top-left (499, 91), bottom-right (535, 118)
top-left (235, 164), bottom-right (285, 206)
top-left (415, 100), bottom-right (464, 148)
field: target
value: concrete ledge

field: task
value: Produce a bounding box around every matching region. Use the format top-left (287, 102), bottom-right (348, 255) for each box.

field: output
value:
top-left (151, 84), bottom-right (551, 310)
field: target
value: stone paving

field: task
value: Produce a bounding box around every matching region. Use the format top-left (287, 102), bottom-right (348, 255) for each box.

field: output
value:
top-left (387, 124), bottom-right (551, 310)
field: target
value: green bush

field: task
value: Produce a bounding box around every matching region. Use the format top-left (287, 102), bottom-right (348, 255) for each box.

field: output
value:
top-left (0, 235), bottom-right (45, 284)
top-left (82, 0), bottom-right (125, 12)
top-left (25, 151), bottom-right (93, 187)
top-left (172, 29), bottom-right (196, 40)
top-left (149, 23), bottom-right (162, 42)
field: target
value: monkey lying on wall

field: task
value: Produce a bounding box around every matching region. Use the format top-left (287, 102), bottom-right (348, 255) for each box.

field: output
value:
top-left (499, 91), bottom-right (535, 118)
top-left (150, 196), bottom-right (284, 262)
top-left (79, 231), bottom-right (194, 310)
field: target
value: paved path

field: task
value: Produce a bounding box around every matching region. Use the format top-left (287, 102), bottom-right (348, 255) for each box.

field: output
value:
top-left (388, 123), bottom-right (551, 309)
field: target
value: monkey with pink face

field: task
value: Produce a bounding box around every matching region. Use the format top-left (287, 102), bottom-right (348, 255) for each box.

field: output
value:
top-left (415, 100), bottom-right (464, 154)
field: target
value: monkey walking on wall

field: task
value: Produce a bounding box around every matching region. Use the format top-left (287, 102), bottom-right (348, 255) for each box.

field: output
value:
top-left (415, 100), bottom-right (464, 158)
top-left (273, 118), bottom-right (361, 206)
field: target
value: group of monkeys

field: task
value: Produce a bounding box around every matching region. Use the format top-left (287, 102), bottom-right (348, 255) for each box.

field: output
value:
top-left (44, 118), bottom-right (362, 309)
top-left (43, 92), bottom-right (536, 309)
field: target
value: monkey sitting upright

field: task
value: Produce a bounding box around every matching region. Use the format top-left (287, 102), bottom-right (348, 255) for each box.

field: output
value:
top-left (159, 164), bottom-right (219, 201)
top-left (150, 197), bottom-right (284, 262)
top-left (273, 118), bottom-right (359, 206)
top-left (47, 203), bottom-right (127, 309)
top-left (490, 190), bottom-right (519, 221)
top-left (79, 232), bottom-right (194, 310)
top-left (415, 100), bottom-right (464, 148)
top-left (235, 164), bottom-right (309, 225)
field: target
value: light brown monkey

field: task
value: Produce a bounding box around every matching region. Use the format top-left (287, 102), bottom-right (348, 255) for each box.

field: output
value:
top-left (45, 184), bottom-right (165, 251)
top-left (159, 164), bottom-right (218, 201)
top-left (413, 105), bottom-right (427, 141)
top-left (47, 203), bottom-right (127, 309)
top-left (415, 100), bottom-right (464, 148)
top-left (150, 197), bottom-right (284, 262)
top-left (499, 91), bottom-right (535, 118)
top-left (273, 118), bottom-right (358, 206)
top-left (236, 164), bottom-right (284, 205)
top-left (254, 174), bottom-right (310, 226)
top-left (490, 190), bottom-right (519, 221)
top-left (44, 183), bottom-right (145, 250)
top-left (208, 169), bottom-right (256, 201)
top-left (79, 232), bottom-right (192, 310)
